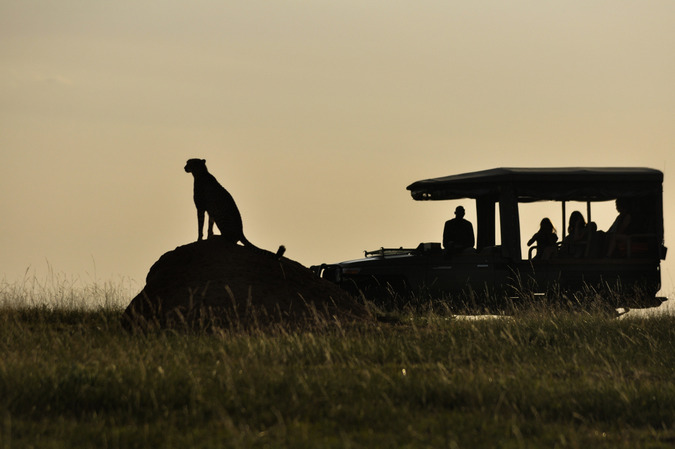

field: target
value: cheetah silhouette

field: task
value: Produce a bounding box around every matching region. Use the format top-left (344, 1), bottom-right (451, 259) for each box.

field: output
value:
top-left (184, 158), bottom-right (285, 258)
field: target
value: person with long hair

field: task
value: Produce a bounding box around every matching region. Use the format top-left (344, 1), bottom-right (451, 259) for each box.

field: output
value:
top-left (527, 218), bottom-right (558, 259)
top-left (561, 211), bottom-right (591, 257)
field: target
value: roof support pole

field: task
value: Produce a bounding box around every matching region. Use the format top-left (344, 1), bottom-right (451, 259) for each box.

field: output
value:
top-left (498, 184), bottom-right (521, 260)
top-left (562, 201), bottom-right (567, 240)
top-left (476, 197), bottom-right (496, 251)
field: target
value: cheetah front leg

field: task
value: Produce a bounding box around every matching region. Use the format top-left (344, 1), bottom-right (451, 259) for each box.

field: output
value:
top-left (197, 209), bottom-right (205, 241)
top-left (207, 215), bottom-right (216, 239)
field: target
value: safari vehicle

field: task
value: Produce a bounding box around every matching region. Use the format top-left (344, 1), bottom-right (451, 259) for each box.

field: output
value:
top-left (312, 168), bottom-right (668, 310)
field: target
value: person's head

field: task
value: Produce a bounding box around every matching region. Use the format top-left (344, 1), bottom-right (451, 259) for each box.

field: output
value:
top-left (454, 206), bottom-right (465, 219)
top-left (540, 218), bottom-right (556, 233)
top-left (569, 211), bottom-right (585, 229)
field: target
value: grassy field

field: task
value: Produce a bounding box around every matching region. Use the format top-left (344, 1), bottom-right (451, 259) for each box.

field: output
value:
top-left (1, 280), bottom-right (674, 448)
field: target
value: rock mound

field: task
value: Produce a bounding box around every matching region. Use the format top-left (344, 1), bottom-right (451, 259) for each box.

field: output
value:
top-left (123, 238), bottom-right (368, 330)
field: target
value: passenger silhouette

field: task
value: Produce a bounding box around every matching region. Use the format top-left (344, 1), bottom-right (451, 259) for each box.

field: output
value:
top-left (527, 218), bottom-right (558, 259)
top-left (443, 206), bottom-right (475, 253)
top-left (605, 198), bottom-right (633, 257)
top-left (561, 211), bottom-right (589, 257)
top-left (567, 211), bottom-right (587, 242)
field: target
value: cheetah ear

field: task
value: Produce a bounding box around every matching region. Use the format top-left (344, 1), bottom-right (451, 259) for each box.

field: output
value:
top-left (201, 159), bottom-right (206, 163)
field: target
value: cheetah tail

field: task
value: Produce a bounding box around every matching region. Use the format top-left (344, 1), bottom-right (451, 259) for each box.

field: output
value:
top-left (241, 235), bottom-right (286, 259)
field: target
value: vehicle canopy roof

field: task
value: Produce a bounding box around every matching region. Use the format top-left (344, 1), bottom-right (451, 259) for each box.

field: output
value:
top-left (407, 167), bottom-right (663, 202)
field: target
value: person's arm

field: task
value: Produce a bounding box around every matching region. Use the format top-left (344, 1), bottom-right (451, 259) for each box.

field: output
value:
top-left (442, 222), bottom-right (450, 249)
top-left (527, 233), bottom-right (537, 246)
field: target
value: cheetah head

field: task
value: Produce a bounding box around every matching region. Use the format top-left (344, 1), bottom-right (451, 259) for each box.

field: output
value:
top-left (185, 158), bottom-right (207, 174)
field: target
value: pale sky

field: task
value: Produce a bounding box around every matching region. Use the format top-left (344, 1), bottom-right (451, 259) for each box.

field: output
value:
top-left (1, 1), bottom-right (674, 299)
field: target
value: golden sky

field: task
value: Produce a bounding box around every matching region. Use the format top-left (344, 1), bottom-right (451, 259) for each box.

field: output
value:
top-left (1, 1), bottom-right (674, 296)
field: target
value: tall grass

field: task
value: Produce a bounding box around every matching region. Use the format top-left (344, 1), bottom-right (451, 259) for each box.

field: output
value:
top-left (0, 279), bottom-right (674, 448)
top-left (1, 269), bottom-right (136, 310)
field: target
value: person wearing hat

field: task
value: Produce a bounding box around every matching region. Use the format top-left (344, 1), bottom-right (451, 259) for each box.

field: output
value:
top-left (443, 205), bottom-right (475, 253)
